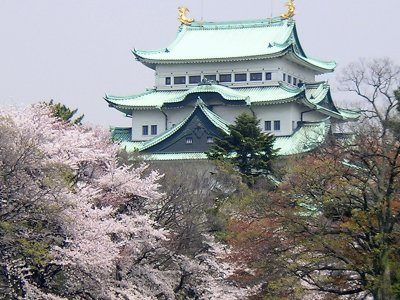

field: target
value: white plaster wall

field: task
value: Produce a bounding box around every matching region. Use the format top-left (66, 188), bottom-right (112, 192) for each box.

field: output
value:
top-left (252, 103), bottom-right (297, 136)
top-left (132, 107), bottom-right (210, 140)
top-left (132, 110), bottom-right (165, 141)
top-left (212, 106), bottom-right (253, 124)
top-left (214, 103), bottom-right (302, 136)
top-left (291, 103), bottom-right (327, 123)
top-left (164, 107), bottom-right (194, 129)
top-left (130, 103), bottom-right (329, 141)
top-left (155, 57), bottom-right (317, 90)
top-left (279, 58), bottom-right (316, 84)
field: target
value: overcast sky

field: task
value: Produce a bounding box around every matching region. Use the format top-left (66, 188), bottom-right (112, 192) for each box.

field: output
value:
top-left (1, 0), bottom-right (399, 127)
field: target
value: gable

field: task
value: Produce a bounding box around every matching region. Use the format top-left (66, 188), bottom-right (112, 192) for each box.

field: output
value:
top-left (143, 106), bottom-right (225, 153)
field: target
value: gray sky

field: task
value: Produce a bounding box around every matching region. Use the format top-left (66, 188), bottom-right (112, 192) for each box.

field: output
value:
top-left (1, 0), bottom-right (399, 127)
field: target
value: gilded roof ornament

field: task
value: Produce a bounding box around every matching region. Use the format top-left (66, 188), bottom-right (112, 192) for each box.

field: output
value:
top-left (281, 0), bottom-right (295, 19)
top-left (178, 6), bottom-right (194, 26)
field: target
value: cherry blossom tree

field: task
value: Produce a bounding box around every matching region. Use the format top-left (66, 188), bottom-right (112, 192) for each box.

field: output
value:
top-left (0, 104), bottom-right (246, 299)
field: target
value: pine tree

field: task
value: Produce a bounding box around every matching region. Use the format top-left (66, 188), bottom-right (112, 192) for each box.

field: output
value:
top-left (46, 99), bottom-right (84, 125)
top-left (207, 113), bottom-right (277, 177)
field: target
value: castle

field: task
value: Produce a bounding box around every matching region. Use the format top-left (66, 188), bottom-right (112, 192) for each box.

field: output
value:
top-left (105, 5), bottom-right (359, 160)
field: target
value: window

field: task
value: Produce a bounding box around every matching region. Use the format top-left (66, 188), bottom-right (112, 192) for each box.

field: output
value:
top-left (265, 72), bottom-right (272, 80)
top-left (274, 120), bottom-right (281, 131)
top-left (265, 121), bottom-right (272, 131)
top-left (298, 80), bottom-right (303, 86)
top-left (151, 125), bottom-right (157, 135)
top-left (250, 72), bottom-right (262, 81)
top-left (186, 137), bottom-right (193, 144)
top-left (142, 125), bottom-right (149, 136)
top-left (204, 74), bottom-right (217, 81)
top-left (219, 74), bottom-right (232, 83)
top-left (293, 77), bottom-right (297, 85)
top-left (174, 76), bottom-right (186, 85)
top-left (283, 73), bottom-right (286, 81)
top-left (235, 73), bottom-right (247, 82)
top-left (165, 77), bottom-right (171, 85)
top-left (207, 136), bottom-right (214, 144)
top-left (288, 75), bottom-right (292, 84)
top-left (189, 75), bottom-right (201, 84)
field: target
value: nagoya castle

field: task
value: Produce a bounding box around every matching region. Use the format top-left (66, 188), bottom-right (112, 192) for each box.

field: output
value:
top-left (105, 1), bottom-right (360, 160)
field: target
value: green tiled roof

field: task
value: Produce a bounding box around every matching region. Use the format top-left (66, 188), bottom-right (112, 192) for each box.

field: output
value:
top-left (111, 127), bottom-right (132, 141)
top-left (304, 82), bottom-right (330, 104)
top-left (120, 140), bottom-right (144, 152)
top-left (337, 108), bottom-right (362, 120)
top-left (139, 152), bottom-right (208, 161)
top-left (105, 83), bottom-right (302, 110)
top-left (133, 17), bottom-right (336, 73)
top-left (301, 82), bottom-right (361, 121)
top-left (106, 82), bottom-right (359, 121)
top-left (274, 119), bottom-right (331, 155)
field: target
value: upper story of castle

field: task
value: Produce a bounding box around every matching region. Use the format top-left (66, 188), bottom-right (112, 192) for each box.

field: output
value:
top-left (132, 11), bottom-right (337, 91)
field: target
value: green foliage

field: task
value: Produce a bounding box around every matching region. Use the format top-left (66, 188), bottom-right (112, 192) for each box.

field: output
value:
top-left (0, 221), bottom-right (13, 232)
top-left (207, 113), bottom-right (278, 179)
top-left (46, 99), bottom-right (84, 125)
top-left (17, 239), bottom-right (51, 267)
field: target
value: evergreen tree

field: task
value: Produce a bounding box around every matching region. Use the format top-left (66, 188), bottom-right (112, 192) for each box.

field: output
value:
top-left (207, 113), bottom-right (277, 177)
top-left (46, 99), bottom-right (84, 125)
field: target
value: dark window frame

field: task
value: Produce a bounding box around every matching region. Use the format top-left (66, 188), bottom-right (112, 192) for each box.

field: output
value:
top-left (288, 75), bottom-right (292, 84)
top-left (151, 125), bottom-right (157, 135)
top-left (274, 120), bottom-right (281, 131)
top-left (265, 72), bottom-right (272, 80)
top-left (293, 77), bottom-right (297, 86)
top-left (204, 74), bottom-right (217, 81)
top-left (283, 73), bottom-right (286, 81)
top-left (142, 125), bottom-right (149, 136)
top-left (265, 121), bottom-right (272, 131)
top-left (189, 75), bottom-right (201, 84)
top-left (174, 76), bottom-right (186, 85)
top-left (165, 77), bottom-right (171, 85)
top-left (250, 72), bottom-right (262, 81)
top-left (235, 73), bottom-right (247, 82)
top-left (219, 74), bottom-right (232, 83)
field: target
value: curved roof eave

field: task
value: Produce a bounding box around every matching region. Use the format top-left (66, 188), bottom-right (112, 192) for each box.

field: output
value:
top-left (132, 51), bottom-right (157, 70)
top-left (291, 23), bottom-right (307, 57)
top-left (105, 102), bottom-right (134, 115)
top-left (303, 83), bottom-right (360, 121)
top-left (286, 51), bottom-right (336, 73)
top-left (300, 97), bottom-right (360, 121)
top-left (133, 49), bottom-right (290, 66)
top-left (134, 46), bottom-right (336, 74)
top-left (104, 83), bottom-right (303, 110)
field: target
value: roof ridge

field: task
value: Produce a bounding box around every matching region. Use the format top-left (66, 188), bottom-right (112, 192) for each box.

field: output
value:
top-left (188, 17), bottom-right (287, 28)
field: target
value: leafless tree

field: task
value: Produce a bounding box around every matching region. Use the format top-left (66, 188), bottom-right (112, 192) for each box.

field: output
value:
top-left (147, 161), bottom-right (243, 256)
top-left (339, 58), bottom-right (400, 134)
